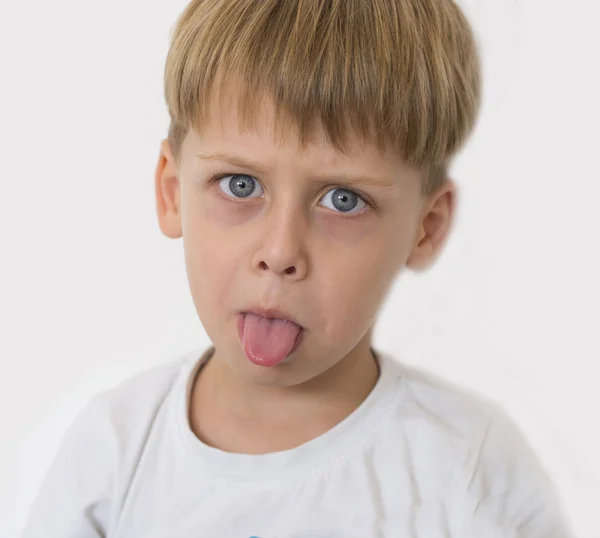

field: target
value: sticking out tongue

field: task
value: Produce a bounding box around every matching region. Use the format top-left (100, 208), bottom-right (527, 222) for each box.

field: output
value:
top-left (242, 312), bottom-right (302, 367)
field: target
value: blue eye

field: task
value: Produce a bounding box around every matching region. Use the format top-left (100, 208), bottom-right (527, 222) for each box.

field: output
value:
top-left (320, 187), bottom-right (367, 214)
top-left (217, 174), bottom-right (264, 199)
top-left (214, 174), bottom-right (369, 215)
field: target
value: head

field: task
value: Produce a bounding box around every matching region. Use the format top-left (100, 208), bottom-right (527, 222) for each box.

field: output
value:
top-left (155, 0), bottom-right (481, 387)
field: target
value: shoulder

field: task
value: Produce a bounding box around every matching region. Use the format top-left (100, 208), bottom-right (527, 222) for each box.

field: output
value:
top-left (379, 352), bottom-right (495, 444)
top-left (378, 352), bottom-right (573, 537)
top-left (70, 347), bottom-right (205, 461)
top-left (87, 349), bottom-right (196, 429)
top-left (21, 348), bottom-right (206, 537)
top-left (50, 346), bottom-right (203, 470)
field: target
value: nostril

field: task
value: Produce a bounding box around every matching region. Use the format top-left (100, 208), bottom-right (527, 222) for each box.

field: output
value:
top-left (258, 261), bottom-right (296, 274)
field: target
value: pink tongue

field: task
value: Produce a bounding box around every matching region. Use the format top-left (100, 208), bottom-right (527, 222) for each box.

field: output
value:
top-left (242, 313), bottom-right (302, 367)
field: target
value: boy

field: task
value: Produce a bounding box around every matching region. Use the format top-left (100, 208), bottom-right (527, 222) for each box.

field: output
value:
top-left (22, 0), bottom-right (573, 536)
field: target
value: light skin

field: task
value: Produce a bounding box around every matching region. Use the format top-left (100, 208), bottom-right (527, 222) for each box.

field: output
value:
top-left (155, 91), bottom-right (456, 454)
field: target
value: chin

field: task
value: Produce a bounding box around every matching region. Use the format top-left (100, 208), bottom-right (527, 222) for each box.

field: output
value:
top-left (226, 346), bottom-right (321, 388)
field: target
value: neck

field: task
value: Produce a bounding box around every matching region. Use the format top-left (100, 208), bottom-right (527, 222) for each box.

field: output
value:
top-left (190, 343), bottom-right (380, 454)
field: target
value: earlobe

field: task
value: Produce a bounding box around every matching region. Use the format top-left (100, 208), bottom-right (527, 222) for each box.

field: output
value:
top-left (155, 139), bottom-right (183, 239)
top-left (405, 180), bottom-right (457, 272)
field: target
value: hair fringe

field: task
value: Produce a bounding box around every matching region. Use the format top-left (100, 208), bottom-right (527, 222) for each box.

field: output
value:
top-left (163, 0), bottom-right (481, 197)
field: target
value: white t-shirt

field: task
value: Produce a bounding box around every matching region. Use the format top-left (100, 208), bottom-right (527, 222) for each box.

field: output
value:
top-left (21, 346), bottom-right (572, 538)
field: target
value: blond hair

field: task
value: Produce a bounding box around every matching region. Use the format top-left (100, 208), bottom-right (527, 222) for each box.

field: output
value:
top-left (163, 0), bottom-right (481, 197)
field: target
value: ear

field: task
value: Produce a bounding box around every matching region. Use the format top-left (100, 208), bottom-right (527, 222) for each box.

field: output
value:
top-left (155, 139), bottom-right (183, 239)
top-left (406, 179), bottom-right (458, 272)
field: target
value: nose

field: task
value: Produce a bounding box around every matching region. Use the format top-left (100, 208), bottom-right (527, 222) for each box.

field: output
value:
top-left (258, 260), bottom-right (299, 276)
top-left (252, 211), bottom-right (308, 280)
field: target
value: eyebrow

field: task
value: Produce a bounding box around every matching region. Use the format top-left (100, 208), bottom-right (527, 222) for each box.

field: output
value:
top-left (196, 151), bottom-right (396, 188)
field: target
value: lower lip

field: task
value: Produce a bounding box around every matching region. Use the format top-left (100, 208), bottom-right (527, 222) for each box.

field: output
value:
top-left (236, 313), bottom-right (304, 366)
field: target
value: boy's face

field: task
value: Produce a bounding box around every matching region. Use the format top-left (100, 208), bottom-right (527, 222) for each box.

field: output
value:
top-left (155, 93), bottom-right (455, 388)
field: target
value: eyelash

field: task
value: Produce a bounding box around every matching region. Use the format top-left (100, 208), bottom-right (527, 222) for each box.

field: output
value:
top-left (207, 173), bottom-right (376, 220)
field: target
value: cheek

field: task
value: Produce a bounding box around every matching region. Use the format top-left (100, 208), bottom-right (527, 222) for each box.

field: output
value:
top-left (318, 222), bottom-right (404, 327)
top-left (318, 208), bottom-right (406, 277)
top-left (201, 196), bottom-right (261, 227)
top-left (183, 200), bottom-right (255, 308)
top-left (318, 212), bottom-right (379, 245)
top-left (317, 249), bottom-right (385, 328)
top-left (184, 234), bottom-right (237, 331)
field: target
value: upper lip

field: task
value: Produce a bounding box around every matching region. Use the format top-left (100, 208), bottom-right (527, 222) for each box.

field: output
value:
top-left (242, 307), bottom-right (303, 328)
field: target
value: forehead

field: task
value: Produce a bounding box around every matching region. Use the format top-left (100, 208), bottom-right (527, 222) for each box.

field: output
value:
top-left (187, 87), bottom-right (409, 175)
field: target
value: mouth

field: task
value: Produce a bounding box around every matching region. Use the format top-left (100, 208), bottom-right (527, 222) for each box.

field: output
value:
top-left (236, 308), bottom-right (305, 367)
top-left (239, 307), bottom-right (304, 329)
